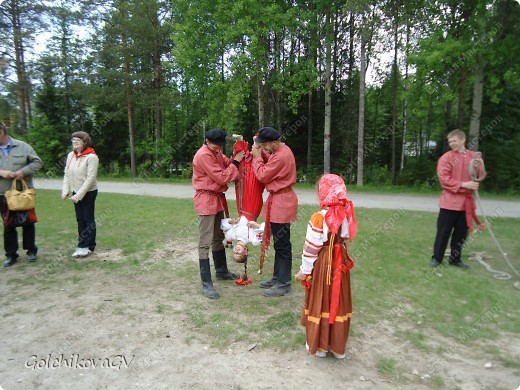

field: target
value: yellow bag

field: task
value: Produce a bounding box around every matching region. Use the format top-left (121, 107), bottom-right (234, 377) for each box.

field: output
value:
top-left (5, 179), bottom-right (36, 211)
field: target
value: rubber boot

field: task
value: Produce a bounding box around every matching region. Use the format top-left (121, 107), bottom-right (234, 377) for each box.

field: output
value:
top-left (263, 257), bottom-right (291, 297)
top-left (199, 259), bottom-right (219, 299)
top-left (213, 249), bottom-right (239, 280)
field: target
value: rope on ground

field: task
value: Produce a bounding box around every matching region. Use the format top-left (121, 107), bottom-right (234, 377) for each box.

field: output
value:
top-left (467, 252), bottom-right (512, 280)
top-left (469, 154), bottom-right (520, 283)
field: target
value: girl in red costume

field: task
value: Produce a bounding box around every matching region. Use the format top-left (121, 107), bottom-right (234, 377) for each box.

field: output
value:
top-left (296, 174), bottom-right (357, 359)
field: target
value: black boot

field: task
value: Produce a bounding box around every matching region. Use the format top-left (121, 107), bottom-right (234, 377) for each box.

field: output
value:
top-left (213, 249), bottom-right (239, 280)
top-left (263, 257), bottom-right (291, 297)
top-left (199, 259), bottom-right (219, 299)
top-left (259, 253), bottom-right (280, 288)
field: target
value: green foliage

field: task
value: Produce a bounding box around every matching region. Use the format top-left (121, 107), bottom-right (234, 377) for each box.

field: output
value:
top-left (25, 116), bottom-right (68, 175)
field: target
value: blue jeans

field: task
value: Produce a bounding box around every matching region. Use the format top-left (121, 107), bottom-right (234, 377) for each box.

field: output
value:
top-left (74, 190), bottom-right (97, 250)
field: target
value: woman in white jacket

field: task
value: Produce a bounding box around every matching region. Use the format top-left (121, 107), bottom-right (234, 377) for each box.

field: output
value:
top-left (62, 132), bottom-right (99, 258)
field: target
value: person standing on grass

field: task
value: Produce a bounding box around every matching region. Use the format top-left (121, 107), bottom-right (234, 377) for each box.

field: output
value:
top-left (295, 174), bottom-right (357, 359)
top-left (192, 129), bottom-right (245, 299)
top-left (0, 122), bottom-right (43, 267)
top-left (251, 127), bottom-right (298, 297)
top-left (62, 131), bottom-right (99, 258)
top-left (430, 129), bottom-right (484, 269)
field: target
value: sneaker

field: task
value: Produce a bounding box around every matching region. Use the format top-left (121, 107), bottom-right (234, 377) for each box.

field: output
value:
top-left (78, 248), bottom-right (91, 257)
top-left (306, 342), bottom-right (326, 358)
top-left (332, 352), bottom-right (346, 360)
top-left (72, 248), bottom-right (91, 257)
top-left (71, 248), bottom-right (82, 257)
top-left (430, 258), bottom-right (442, 268)
top-left (3, 257), bottom-right (17, 267)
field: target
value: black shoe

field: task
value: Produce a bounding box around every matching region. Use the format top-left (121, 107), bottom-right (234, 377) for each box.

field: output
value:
top-left (430, 258), bottom-right (442, 268)
top-left (28, 253), bottom-right (37, 262)
top-left (263, 283), bottom-right (291, 297)
top-left (3, 257), bottom-right (18, 267)
top-left (449, 261), bottom-right (470, 269)
top-left (259, 279), bottom-right (277, 289)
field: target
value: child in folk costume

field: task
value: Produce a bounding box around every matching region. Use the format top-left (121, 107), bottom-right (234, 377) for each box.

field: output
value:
top-left (221, 216), bottom-right (265, 263)
top-left (296, 174), bottom-right (357, 359)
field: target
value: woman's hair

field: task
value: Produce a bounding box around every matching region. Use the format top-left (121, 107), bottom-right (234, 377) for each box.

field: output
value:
top-left (71, 131), bottom-right (92, 148)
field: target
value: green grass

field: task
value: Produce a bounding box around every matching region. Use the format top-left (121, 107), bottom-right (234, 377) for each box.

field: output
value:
top-left (2, 189), bottom-right (519, 385)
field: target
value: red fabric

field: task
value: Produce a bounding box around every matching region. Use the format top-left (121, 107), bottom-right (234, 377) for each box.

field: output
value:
top-left (437, 149), bottom-right (476, 211)
top-left (74, 147), bottom-right (96, 158)
top-left (233, 140), bottom-right (265, 221)
top-left (465, 195), bottom-right (481, 230)
top-left (329, 243), bottom-right (355, 325)
top-left (192, 144), bottom-right (238, 215)
top-left (318, 174), bottom-right (357, 241)
top-left (258, 194), bottom-right (273, 274)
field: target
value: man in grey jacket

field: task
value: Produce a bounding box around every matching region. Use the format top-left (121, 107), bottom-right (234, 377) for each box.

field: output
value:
top-left (0, 122), bottom-right (43, 267)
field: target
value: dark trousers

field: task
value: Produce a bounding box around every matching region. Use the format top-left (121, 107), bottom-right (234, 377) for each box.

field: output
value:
top-left (0, 195), bottom-right (37, 258)
top-left (4, 223), bottom-right (36, 259)
top-left (432, 208), bottom-right (468, 263)
top-left (74, 190), bottom-right (97, 250)
top-left (271, 222), bottom-right (292, 285)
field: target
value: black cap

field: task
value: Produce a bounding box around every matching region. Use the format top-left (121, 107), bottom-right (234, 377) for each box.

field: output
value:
top-left (256, 127), bottom-right (281, 143)
top-left (205, 129), bottom-right (227, 146)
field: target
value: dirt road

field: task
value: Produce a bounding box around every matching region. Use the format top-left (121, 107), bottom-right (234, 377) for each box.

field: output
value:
top-left (35, 179), bottom-right (520, 218)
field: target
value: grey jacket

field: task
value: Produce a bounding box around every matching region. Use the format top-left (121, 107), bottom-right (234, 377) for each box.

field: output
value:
top-left (0, 138), bottom-right (43, 195)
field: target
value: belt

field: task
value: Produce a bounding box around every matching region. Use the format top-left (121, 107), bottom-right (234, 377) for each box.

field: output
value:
top-left (269, 186), bottom-right (292, 195)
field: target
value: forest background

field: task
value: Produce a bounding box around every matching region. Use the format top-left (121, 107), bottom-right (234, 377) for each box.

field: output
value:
top-left (1, 0), bottom-right (519, 193)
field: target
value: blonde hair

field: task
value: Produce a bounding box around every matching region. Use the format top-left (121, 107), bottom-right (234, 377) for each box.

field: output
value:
top-left (447, 129), bottom-right (466, 141)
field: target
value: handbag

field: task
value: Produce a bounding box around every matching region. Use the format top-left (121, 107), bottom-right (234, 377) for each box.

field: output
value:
top-left (5, 179), bottom-right (36, 211)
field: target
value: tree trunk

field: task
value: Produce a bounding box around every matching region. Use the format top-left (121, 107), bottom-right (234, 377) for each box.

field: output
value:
top-left (257, 79), bottom-right (265, 128)
top-left (152, 10), bottom-right (162, 141)
top-left (121, 29), bottom-right (136, 177)
top-left (11, 0), bottom-right (28, 132)
top-left (400, 22), bottom-right (410, 171)
top-left (323, 12), bottom-right (332, 174)
top-left (357, 33), bottom-right (367, 187)
top-left (390, 0), bottom-right (399, 183)
top-left (468, 64), bottom-right (483, 151)
top-left (457, 69), bottom-right (467, 130)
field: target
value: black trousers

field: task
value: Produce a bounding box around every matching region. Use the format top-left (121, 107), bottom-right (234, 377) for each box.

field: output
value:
top-left (271, 222), bottom-right (292, 285)
top-left (432, 208), bottom-right (468, 263)
top-left (74, 190), bottom-right (97, 250)
top-left (0, 195), bottom-right (37, 258)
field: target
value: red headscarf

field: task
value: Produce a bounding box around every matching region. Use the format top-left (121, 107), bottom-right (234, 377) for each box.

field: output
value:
top-left (318, 174), bottom-right (357, 241)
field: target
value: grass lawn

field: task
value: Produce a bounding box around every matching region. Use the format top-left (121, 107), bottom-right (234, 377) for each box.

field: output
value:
top-left (2, 189), bottom-right (519, 388)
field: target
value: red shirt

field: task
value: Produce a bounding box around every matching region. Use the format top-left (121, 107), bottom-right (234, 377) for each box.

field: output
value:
top-left (192, 144), bottom-right (238, 215)
top-left (437, 149), bottom-right (476, 211)
top-left (252, 144), bottom-right (298, 223)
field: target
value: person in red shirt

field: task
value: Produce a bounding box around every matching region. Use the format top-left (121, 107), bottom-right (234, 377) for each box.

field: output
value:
top-left (430, 129), bottom-right (483, 269)
top-left (192, 129), bottom-right (245, 298)
top-left (251, 127), bottom-right (298, 297)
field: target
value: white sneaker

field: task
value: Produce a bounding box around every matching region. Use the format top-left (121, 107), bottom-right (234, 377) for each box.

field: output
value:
top-left (306, 342), bottom-right (327, 358)
top-left (78, 248), bottom-right (91, 257)
top-left (71, 248), bottom-right (82, 257)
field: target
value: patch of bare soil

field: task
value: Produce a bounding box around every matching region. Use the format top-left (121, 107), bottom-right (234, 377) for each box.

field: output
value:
top-left (0, 241), bottom-right (518, 390)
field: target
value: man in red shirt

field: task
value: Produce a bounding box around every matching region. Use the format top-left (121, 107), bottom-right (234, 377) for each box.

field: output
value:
top-left (192, 129), bottom-right (245, 298)
top-left (252, 127), bottom-right (298, 297)
top-left (430, 129), bottom-right (481, 269)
